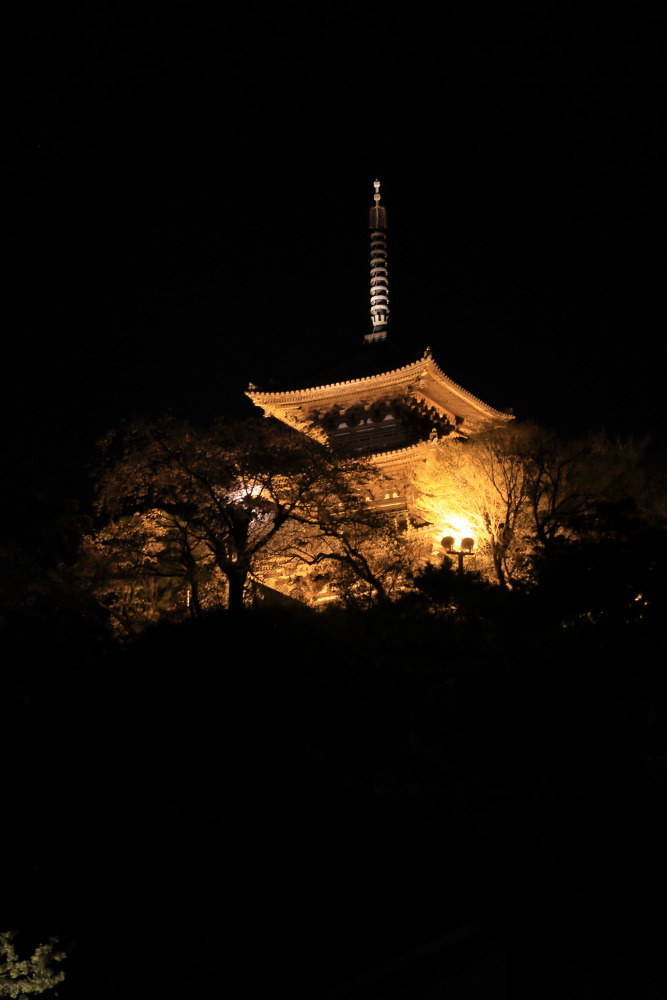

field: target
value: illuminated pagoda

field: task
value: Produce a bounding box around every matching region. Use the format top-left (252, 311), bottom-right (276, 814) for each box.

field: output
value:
top-left (247, 180), bottom-right (511, 518)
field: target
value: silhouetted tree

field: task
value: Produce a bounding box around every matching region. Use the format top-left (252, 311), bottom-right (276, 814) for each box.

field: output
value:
top-left (411, 426), bottom-right (535, 587)
top-left (92, 415), bottom-right (407, 616)
top-left (529, 495), bottom-right (667, 626)
top-left (412, 423), bottom-right (660, 592)
top-left (270, 507), bottom-right (421, 607)
top-left (520, 427), bottom-right (652, 549)
top-left (81, 507), bottom-right (227, 634)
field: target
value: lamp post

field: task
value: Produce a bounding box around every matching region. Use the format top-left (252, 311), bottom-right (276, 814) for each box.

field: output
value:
top-left (441, 536), bottom-right (475, 573)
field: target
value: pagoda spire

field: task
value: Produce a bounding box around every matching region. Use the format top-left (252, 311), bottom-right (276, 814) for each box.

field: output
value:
top-left (366, 179), bottom-right (389, 343)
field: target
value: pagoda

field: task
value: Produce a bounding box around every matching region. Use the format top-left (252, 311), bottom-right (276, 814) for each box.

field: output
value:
top-left (247, 181), bottom-right (511, 514)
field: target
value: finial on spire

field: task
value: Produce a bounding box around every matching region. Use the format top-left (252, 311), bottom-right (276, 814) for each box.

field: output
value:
top-left (374, 179), bottom-right (381, 204)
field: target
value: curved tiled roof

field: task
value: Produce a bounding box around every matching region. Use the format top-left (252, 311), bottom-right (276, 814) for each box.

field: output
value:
top-left (248, 344), bottom-right (511, 423)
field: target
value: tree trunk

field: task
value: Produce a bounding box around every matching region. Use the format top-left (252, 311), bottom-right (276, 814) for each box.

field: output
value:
top-left (491, 541), bottom-right (508, 588)
top-left (188, 579), bottom-right (203, 619)
top-left (226, 567), bottom-right (248, 613)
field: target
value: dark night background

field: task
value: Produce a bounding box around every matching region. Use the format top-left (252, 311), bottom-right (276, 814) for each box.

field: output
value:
top-left (3, 4), bottom-right (666, 999)
top-left (5, 4), bottom-right (665, 502)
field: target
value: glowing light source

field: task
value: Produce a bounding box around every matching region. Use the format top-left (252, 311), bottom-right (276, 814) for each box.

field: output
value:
top-left (440, 524), bottom-right (476, 574)
top-left (438, 514), bottom-right (477, 552)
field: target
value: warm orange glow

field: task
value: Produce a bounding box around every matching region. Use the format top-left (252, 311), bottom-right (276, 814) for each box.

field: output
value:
top-left (437, 514), bottom-right (477, 551)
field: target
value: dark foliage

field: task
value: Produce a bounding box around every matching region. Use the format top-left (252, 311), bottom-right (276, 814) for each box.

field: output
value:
top-left (2, 478), bottom-right (667, 997)
top-left (529, 498), bottom-right (667, 627)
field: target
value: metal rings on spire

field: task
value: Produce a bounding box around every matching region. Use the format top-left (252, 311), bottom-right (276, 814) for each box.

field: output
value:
top-left (367, 179), bottom-right (389, 342)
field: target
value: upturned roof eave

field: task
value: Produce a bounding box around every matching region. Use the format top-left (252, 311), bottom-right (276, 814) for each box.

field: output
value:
top-left (247, 356), bottom-right (426, 402)
top-left (247, 351), bottom-right (511, 423)
top-left (422, 355), bottom-right (513, 422)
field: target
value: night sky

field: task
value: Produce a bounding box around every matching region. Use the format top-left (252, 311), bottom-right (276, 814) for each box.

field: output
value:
top-left (6, 5), bottom-right (664, 502)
